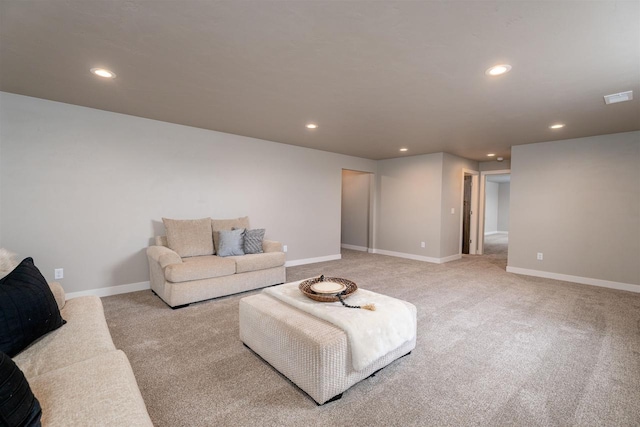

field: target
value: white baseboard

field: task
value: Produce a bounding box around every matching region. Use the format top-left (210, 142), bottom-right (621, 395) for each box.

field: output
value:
top-left (66, 281), bottom-right (150, 300)
top-left (484, 231), bottom-right (508, 235)
top-left (370, 249), bottom-right (460, 264)
top-left (506, 267), bottom-right (640, 293)
top-left (340, 244), bottom-right (369, 252)
top-left (285, 254), bottom-right (342, 267)
top-left (440, 253), bottom-right (463, 263)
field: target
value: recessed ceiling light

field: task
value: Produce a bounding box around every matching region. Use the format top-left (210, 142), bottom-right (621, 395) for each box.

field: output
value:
top-left (399, 148), bottom-right (408, 152)
top-left (487, 153), bottom-right (496, 157)
top-left (90, 68), bottom-right (116, 79)
top-left (485, 64), bottom-right (512, 76)
top-left (305, 123), bottom-right (318, 129)
top-left (549, 123), bottom-right (565, 129)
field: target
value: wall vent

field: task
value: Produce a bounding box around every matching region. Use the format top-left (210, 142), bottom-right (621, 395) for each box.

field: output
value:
top-left (603, 90), bottom-right (633, 105)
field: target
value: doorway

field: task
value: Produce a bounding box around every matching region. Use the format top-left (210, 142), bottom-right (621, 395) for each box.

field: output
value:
top-left (478, 170), bottom-right (511, 256)
top-left (341, 169), bottom-right (373, 252)
top-left (460, 169), bottom-right (479, 255)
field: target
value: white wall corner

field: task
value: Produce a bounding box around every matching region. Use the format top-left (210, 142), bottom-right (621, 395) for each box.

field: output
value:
top-left (506, 266), bottom-right (640, 294)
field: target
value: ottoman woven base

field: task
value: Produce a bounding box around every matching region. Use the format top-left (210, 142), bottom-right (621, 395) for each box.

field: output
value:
top-left (239, 292), bottom-right (416, 405)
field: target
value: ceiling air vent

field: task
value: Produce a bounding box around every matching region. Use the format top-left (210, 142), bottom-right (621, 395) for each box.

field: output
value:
top-left (603, 90), bottom-right (633, 105)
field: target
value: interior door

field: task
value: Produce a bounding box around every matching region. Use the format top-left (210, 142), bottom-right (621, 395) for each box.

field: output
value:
top-left (462, 175), bottom-right (472, 254)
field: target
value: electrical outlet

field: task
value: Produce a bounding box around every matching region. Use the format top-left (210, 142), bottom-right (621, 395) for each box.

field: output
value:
top-left (537, 253), bottom-right (543, 261)
top-left (451, 208), bottom-right (455, 214)
top-left (54, 268), bottom-right (64, 279)
top-left (283, 245), bottom-right (288, 253)
top-left (421, 242), bottom-right (426, 248)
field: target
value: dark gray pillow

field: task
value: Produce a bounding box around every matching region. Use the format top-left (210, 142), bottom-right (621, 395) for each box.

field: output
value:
top-left (244, 229), bottom-right (265, 254)
top-left (0, 351), bottom-right (42, 427)
top-left (0, 257), bottom-right (66, 357)
top-left (217, 229), bottom-right (245, 257)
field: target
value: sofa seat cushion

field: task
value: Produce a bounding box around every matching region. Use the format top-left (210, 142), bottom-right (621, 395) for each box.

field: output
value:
top-left (14, 296), bottom-right (116, 379)
top-left (29, 350), bottom-right (153, 427)
top-left (229, 252), bottom-right (286, 274)
top-left (165, 255), bottom-right (236, 282)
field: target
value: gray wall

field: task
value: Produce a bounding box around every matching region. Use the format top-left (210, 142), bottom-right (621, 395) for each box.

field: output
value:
top-left (509, 131), bottom-right (640, 286)
top-left (341, 170), bottom-right (371, 249)
top-left (376, 153), bottom-right (443, 258)
top-left (3, 92), bottom-right (635, 291)
top-left (0, 92), bottom-right (376, 292)
top-left (375, 152), bottom-right (478, 259)
top-left (497, 182), bottom-right (510, 232)
top-left (485, 182), bottom-right (499, 234)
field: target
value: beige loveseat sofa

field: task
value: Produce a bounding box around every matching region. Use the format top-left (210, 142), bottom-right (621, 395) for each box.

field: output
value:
top-left (13, 282), bottom-right (153, 426)
top-left (147, 216), bottom-right (286, 308)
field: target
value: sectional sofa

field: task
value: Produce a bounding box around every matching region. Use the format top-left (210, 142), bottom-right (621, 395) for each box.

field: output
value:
top-left (13, 282), bottom-right (153, 426)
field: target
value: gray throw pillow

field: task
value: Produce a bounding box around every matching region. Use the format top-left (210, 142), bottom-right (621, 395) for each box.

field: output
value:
top-left (217, 229), bottom-right (245, 257)
top-left (243, 229), bottom-right (265, 254)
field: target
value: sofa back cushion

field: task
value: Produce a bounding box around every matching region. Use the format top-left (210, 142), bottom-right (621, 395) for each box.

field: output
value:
top-left (162, 218), bottom-right (214, 258)
top-left (155, 236), bottom-right (168, 247)
top-left (0, 248), bottom-right (19, 280)
top-left (211, 217), bottom-right (250, 254)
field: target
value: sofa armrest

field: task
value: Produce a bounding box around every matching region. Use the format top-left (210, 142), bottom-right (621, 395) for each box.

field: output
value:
top-left (263, 240), bottom-right (283, 253)
top-left (147, 246), bottom-right (182, 268)
top-left (48, 281), bottom-right (66, 310)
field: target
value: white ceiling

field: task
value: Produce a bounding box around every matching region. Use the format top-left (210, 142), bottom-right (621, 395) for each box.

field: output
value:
top-left (1, 1), bottom-right (638, 161)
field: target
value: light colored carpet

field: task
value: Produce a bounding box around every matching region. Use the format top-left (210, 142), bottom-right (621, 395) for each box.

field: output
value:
top-left (102, 243), bottom-right (640, 426)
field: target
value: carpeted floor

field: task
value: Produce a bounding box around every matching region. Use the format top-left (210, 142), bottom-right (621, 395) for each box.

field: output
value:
top-left (102, 238), bottom-right (640, 426)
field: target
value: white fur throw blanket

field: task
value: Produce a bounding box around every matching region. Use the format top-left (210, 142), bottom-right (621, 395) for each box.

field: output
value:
top-left (263, 280), bottom-right (417, 371)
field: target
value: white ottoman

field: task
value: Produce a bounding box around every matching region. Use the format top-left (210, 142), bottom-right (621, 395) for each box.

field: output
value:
top-left (239, 291), bottom-right (416, 405)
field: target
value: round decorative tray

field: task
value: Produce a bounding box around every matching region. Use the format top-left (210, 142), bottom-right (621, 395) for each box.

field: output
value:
top-left (299, 276), bottom-right (357, 302)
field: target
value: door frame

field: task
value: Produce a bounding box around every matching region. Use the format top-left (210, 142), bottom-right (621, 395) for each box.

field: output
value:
top-left (478, 169), bottom-right (511, 255)
top-left (459, 169), bottom-right (479, 255)
top-left (341, 169), bottom-right (375, 252)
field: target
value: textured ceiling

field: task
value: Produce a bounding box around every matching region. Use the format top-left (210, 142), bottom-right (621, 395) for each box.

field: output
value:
top-left (1, 1), bottom-right (639, 160)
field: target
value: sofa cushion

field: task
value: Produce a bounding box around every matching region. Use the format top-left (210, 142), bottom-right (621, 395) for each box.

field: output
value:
top-left (217, 229), bottom-right (245, 257)
top-left (163, 217), bottom-right (214, 257)
top-left (29, 350), bottom-right (153, 427)
top-left (14, 296), bottom-right (116, 379)
top-left (0, 258), bottom-right (66, 357)
top-left (212, 217), bottom-right (250, 254)
top-left (243, 228), bottom-right (265, 254)
top-left (229, 252), bottom-right (286, 274)
top-left (0, 351), bottom-right (42, 427)
top-left (165, 256), bottom-right (236, 282)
